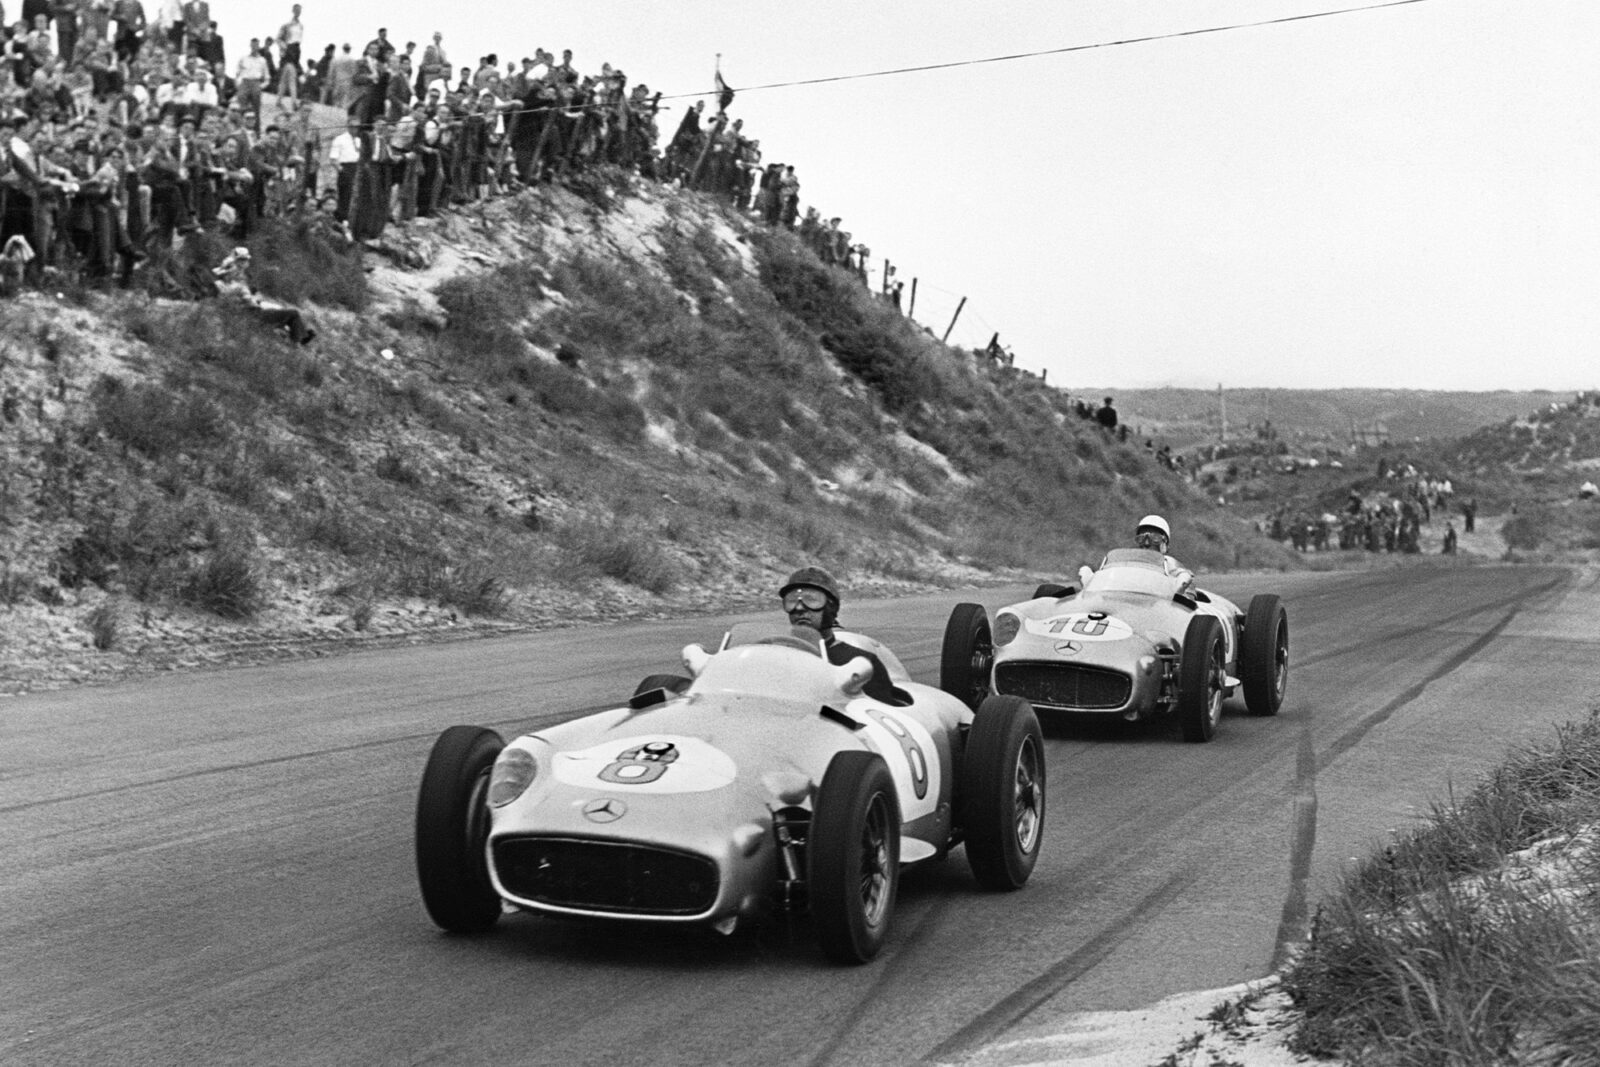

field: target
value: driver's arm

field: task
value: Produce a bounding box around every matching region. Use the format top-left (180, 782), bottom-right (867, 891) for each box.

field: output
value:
top-left (827, 641), bottom-right (901, 705)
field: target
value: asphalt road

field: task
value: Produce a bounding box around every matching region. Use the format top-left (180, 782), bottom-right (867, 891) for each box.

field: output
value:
top-left (4, 564), bottom-right (1598, 1067)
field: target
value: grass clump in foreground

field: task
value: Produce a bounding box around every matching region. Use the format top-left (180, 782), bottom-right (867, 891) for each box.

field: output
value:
top-left (1284, 709), bottom-right (1600, 1065)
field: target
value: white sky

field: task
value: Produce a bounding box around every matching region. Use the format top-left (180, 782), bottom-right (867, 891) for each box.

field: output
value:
top-left (211, 0), bottom-right (1599, 391)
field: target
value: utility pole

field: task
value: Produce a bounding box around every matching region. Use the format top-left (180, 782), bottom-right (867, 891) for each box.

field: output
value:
top-left (1218, 382), bottom-right (1227, 442)
top-left (907, 278), bottom-right (918, 319)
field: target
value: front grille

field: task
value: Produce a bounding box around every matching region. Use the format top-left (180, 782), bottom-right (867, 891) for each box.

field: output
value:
top-left (492, 837), bottom-right (719, 916)
top-left (997, 662), bottom-right (1132, 710)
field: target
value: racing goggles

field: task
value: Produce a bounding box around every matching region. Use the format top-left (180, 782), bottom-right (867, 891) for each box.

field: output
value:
top-left (782, 588), bottom-right (830, 612)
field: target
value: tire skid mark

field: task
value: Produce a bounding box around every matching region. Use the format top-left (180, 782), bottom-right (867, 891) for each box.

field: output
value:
top-left (0, 709), bottom-right (591, 815)
top-left (919, 866), bottom-right (1197, 1065)
top-left (1317, 608), bottom-right (1524, 773)
top-left (1271, 726), bottom-right (1319, 972)
top-left (803, 892), bottom-right (958, 1067)
top-left (1292, 574), bottom-right (1568, 670)
top-left (1265, 573), bottom-right (1570, 968)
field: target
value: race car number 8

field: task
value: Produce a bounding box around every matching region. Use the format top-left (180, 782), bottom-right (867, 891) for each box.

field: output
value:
top-left (598, 741), bottom-right (678, 785)
top-left (865, 708), bottom-right (929, 799)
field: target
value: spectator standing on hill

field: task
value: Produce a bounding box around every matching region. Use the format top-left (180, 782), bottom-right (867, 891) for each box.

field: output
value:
top-left (189, 18), bottom-right (222, 69)
top-left (364, 26), bottom-right (392, 64)
top-left (178, 0), bottom-right (204, 50)
top-left (388, 55), bottom-right (414, 117)
top-left (326, 41), bottom-right (354, 107)
top-left (83, 0), bottom-right (112, 57)
top-left (416, 30), bottom-right (444, 97)
top-left (665, 97), bottom-right (702, 180)
top-left (776, 164), bottom-right (799, 226)
top-left (1442, 522), bottom-right (1457, 555)
top-left (326, 116), bottom-right (360, 221)
top-left (1096, 396), bottom-right (1119, 432)
top-left (52, 0), bottom-right (80, 67)
top-left (233, 37), bottom-right (265, 117)
top-left (347, 40), bottom-right (386, 126)
top-left (152, 0), bottom-right (177, 49)
top-left (275, 3), bottom-right (301, 97)
top-left (1462, 498), bottom-right (1476, 533)
top-left (111, 0), bottom-right (144, 61)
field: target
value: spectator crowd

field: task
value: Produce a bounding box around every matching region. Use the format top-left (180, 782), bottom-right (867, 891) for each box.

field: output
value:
top-left (1, 2), bottom-right (892, 309)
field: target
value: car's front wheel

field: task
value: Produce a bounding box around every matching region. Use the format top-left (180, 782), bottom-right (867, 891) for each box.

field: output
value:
top-left (1239, 595), bottom-right (1289, 716)
top-left (809, 751), bottom-right (901, 964)
top-left (1178, 615), bottom-right (1226, 743)
top-left (941, 603), bottom-right (993, 711)
top-left (961, 694), bottom-right (1046, 890)
top-left (415, 725), bottom-right (504, 933)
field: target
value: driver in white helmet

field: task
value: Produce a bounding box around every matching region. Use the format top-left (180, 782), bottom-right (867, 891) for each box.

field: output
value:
top-left (1132, 515), bottom-right (1194, 586)
top-left (1079, 514), bottom-right (1195, 592)
top-left (779, 566), bottom-right (902, 705)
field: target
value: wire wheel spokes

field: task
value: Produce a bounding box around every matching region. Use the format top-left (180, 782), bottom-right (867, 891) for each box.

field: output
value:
top-left (1012, 736), bottom-right (1042, 853)
top-left (968, 638), bottom-right (994, 707)
top-left (858, 792), bottom-right (894, 926)
top-left (1205, 642), bottom-right (1225, 728)
top-left (1272, 624), bottom-right (1289, 699)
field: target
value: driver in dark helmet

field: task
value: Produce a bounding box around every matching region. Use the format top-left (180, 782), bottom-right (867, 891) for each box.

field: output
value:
top-left (779, 566), bottom-right (902, 705)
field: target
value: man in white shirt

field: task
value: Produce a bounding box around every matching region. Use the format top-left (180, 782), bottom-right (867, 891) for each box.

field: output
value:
top-left (234, 38), bottom-right (267, 117)
top-left (181, 65), bottom-right (217, 122)
top-left (325, 117), bottom-right (362, 221)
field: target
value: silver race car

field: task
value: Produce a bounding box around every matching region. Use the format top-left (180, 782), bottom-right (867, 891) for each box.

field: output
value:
top-left (941, 548), bottom-right (1288, 742)
top-left (415, 623), bottom-right (1046, 964)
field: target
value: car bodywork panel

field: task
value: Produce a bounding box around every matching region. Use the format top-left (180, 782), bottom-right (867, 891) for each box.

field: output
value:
top-left (484, 637), bottom-right (972, 929)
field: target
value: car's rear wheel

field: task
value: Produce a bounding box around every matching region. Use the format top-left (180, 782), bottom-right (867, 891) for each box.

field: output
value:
top-left (1239, 595), bottom-right (1289, 716)
top-left (1178, 615), bottom-right (1226, 743)
top-left (809, 751), bottom-right (901, 964)
top-left (961, 694), bottom-right (1046, 890)
top-left (941, 603), bottom-right (993, 711)
top-left (633, 674), bottom-right (691, 697)
top-left (416, 725), bottom-right (504, 933)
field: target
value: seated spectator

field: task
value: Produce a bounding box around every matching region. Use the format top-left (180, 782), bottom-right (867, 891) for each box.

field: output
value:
top-left (210, 244), bottom-right (314, 343)
top-left (180, 62), bottom-right (215, 122)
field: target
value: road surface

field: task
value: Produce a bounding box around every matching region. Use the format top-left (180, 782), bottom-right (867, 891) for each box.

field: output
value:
top-left (3, 564), bottom-right (1596, 1066)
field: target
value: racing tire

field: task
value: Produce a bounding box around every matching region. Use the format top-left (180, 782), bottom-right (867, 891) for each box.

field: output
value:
top-left (809, 751), bottom-right (901, 965)
top-left (961, 694), bottom-right (1046, 891)
top-left (1239, 595), bottom-right (1289, 717)
top-left (1032, 583), bottom-right (1073, 600)
top-left (633, 674), bottom-right (691, 697)
top-left (1177, 615), bottom-right (1226, 743)
top-left (941, 603), bottom-right (993, 711)
top-left (416, 725), bottom-right (505, 934)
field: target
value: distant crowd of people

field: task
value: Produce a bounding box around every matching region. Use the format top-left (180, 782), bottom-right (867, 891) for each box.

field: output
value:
top-left (1270, 468), bottom-right (1469, 556)
top-left (1, 1), bottom-right (892, 307)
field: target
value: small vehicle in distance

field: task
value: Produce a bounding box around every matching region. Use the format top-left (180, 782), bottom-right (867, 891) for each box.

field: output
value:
top-left (941, 548), bottom-right (1288, 742)
top-left (415, 623), bottom-right (1046, 964)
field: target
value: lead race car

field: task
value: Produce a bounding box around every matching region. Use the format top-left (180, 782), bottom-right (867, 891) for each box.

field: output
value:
top-left (415, 622), bottom-right (1046, 964)
top-left (941, 548), bottom-right (1289, 742)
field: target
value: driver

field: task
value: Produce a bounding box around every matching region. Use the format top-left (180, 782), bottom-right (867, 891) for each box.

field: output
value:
top-left (1132, 515), bottom-right (1194, 585)
top-left (779, 566), bottom-right (901, 704)
top-left (1080, 514), bottom-right (1196, 592)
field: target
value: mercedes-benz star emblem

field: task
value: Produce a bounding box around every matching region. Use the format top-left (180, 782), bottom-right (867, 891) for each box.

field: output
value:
top-left (1054, 641), bottom-right (1082, 655)
top-left (583, 798), bottom-right (627, 823)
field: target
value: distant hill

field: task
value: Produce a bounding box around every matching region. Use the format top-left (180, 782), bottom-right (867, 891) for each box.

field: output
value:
top-left (1082, 388), bottom-right (1564, 450)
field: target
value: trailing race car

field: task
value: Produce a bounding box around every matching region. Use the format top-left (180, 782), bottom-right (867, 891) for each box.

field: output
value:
top-left (415, 623), bottom-right (1046, 965)
top-left (940, 548), bottom-right (1288, 742)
